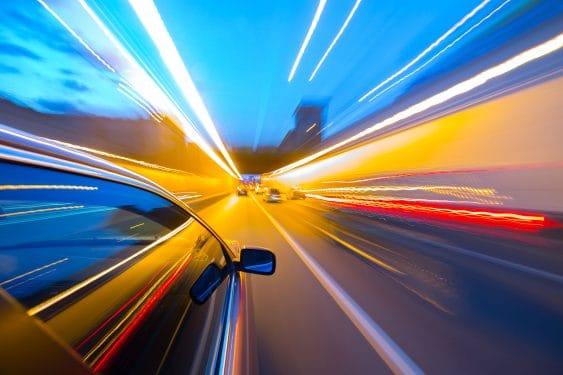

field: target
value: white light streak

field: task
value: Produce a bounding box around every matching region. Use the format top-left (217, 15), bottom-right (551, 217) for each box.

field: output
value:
top-left (128, 0), bottom-right (241, 178)
top-left (43, 0), bottom-right (240, 179)
top-left (117, 86), bottom-right (162, 123)
top-left (306, 123), bottom-right (317, 133)
top-left (37, 0), bottom-right (116, 72)
top-left (369, 0), bottom-right (511, 103)
top-left (358, 0), bottom-right (491, 102)
top-left (270, 33), bottom-right (563, 177)
top-left (309, 0), bottom-right (362, 81)
top-left (288, 0), bottom-right (327, 82)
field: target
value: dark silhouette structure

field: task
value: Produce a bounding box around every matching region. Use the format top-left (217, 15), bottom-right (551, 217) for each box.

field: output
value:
top-left (278, 100), bottom-right (327, 154)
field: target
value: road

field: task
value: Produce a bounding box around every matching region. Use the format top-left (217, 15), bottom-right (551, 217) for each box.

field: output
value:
top-left (196, 193), bottom-right (563, 374)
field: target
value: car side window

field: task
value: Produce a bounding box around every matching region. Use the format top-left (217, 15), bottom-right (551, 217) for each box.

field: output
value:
top-left (0, 160), bottom-right (230, 373)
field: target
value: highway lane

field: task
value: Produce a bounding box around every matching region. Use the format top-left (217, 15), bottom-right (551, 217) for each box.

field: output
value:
top-left (196, 193), bottom-right (563, 374)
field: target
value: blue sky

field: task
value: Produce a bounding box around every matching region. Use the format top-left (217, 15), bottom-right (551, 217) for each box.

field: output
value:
top-left (0, 0), bottom-right (560, 149)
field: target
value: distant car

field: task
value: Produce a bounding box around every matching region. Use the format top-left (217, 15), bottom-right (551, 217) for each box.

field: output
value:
top-left (237, 185), bottom-right (248, 196)
top-left (0, 126), bottom-right (276, 374)
top-left (255, 185), bottom-right (266, 194)
top-left (288, 189), bottom-right (306, 200)
top-left (263, 188), bottom-right (282, 203)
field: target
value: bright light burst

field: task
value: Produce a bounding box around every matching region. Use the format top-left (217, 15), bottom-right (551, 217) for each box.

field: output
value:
top-left (128, 0), bottom-right (241, 178)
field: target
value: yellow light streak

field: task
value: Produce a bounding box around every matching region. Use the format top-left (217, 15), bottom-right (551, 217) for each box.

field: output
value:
top-left (288, 0), bottom-right (327, 82)
top-left (306, 222), bottom-right (404, 274)
top-left (129, 223), bottom-right (145, 230)
top-left (305, 123), bottom-right (317, 133)
top-left (270, 33), bottom-right (563, 177)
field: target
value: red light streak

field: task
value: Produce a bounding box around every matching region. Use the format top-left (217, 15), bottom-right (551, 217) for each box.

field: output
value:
top-left (312, 195), bottom-right (556, 232)
top-left (75, 265), bottom-right (167, 352)
top-left (93, 253), bottom-right (193, 373)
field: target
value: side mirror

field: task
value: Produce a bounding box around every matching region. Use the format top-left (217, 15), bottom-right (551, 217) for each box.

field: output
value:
top-left (236, 248), bottom-right (276, 275)
top-left (190, 264), bottom-right (224, 304)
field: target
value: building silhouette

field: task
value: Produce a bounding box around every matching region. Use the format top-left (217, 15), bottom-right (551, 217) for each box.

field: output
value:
top-left (278, 100), bottom-right (327, 154)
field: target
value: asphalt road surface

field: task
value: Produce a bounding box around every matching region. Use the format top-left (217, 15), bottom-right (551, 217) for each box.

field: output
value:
top-left (196, 193), bottom-right (563, 375)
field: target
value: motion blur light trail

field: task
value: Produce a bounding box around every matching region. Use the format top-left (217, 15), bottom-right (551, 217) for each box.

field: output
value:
top-left (368, 0), bottom-right (512, 103)
top-left (358, 0), bottom-right (492, 102)
top-left (128, 0), bottom-right (241, 178)
top-left (91, 252), bottom-right (193, 372)
top-left (309, 0), bottom-right (362, 81)
top-left (270, 33), bottom-right (563, 177)
top-left (309, 194), bottom-right (551, 232)
top-left (288, 0), bottom-right (327, 82)
top-left (39, 0), bottom-right (240, 179)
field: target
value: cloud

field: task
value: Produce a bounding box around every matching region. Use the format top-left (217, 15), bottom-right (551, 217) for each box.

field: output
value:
top-left (59, 68), bottom-right (77, 76)
top-left (3, 10), bottom-right (77, 55)
top-left (35, 98), bottom-right (82, 114)
top-left (0, 63), bottom-right (20, 74)
top-left (63, 79), bottom-right (89, 93)
top-left (0, 42), bottom-right (43, 61)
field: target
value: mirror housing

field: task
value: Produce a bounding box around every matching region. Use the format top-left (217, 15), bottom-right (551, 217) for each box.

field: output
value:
top-left (236, 248), bottom-right (276, 275)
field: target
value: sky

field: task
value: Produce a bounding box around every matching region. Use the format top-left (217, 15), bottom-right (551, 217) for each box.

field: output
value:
top-left (0, 0), bottom-right (561, 151)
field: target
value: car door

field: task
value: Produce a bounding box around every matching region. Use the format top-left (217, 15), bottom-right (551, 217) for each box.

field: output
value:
top-left (0, 152), bottom-right (234, 374)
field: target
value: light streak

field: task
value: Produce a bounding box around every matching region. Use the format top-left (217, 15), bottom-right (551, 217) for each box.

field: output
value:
top-left (270, 33), bottom-right (563, 177)
top-left (0, 258), bottom-right (69, 286)
top-left (92, 252), bottom-right (193, 371)
top-left (37, 0), bottom-right (116, 72)
top-left (251, 195), bottom-right (423, 375)
top-left (116, 86), bottom-right (162, 123)
top-left (128, 0), bottom-right (241, 178)
top-left (27, 218), bottom-right (193, 316)
top-left (306, 221), bottom-right (403, 274)
top-left (288, 0), bottom-right (327, 82)
top-left (309, 0), bottom-right (362, 81)
top-left (305, 123), bottom-right (317, 133)
top-left (42, 137), bottom-right (186, 173)
top-left (358, 0), bottom-right (491, 102)
top-left (369, 0), bottom-right (511, 103)
top-left (118, 82), bottom-right (163, 121)
top-left (309, 194), bottom-right (550, 231)
top-left (0, 205), bottom-right (84, 218)
top-left (75, 264), bottom-right (167, 352)
top-left (74, 0), bottom-right (239, 178)
top-left (0, 185), bottom-right (97, 191)
top-left (129, 222), bottom-right (145, 230)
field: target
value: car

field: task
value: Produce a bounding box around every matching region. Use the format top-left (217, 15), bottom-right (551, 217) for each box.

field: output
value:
top-left (254, 185), bottom-right (265, 194)
top-left (288, 188), bottom-right (306, 200)
top-left (263, 188), bottom-right (282, 203)
top-left (0, 125), bottom-right (276, 374)
top-left (236, 185), bottom-right (248, 196)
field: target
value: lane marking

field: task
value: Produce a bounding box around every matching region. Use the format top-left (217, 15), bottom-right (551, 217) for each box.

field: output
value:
top-left (412, 235), bottom-right (563, 285)
top-left (305, 221), bottom-right (404, 275)
top-left (0, 258), bottom-right (69, 286)
top-left (251, 196), bottom-right (423, 375)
